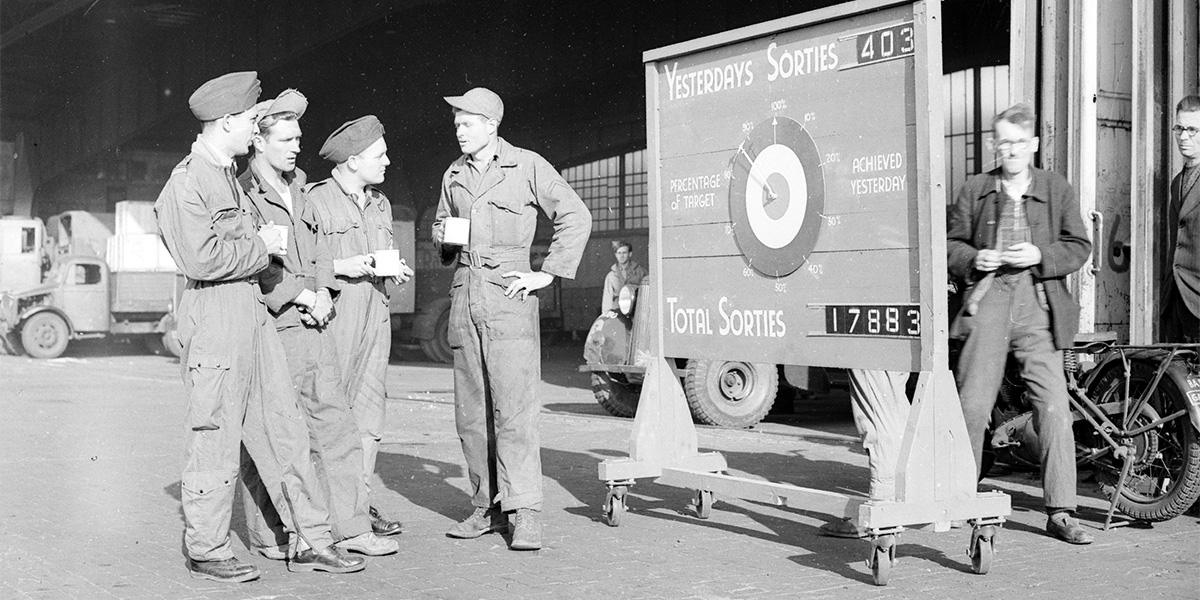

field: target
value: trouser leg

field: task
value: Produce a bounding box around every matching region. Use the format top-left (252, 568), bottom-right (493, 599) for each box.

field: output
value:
top-left (954, 281), bottom-right (1015, 477)
top-left (280, 326), bottom-right (371, 541)
top-left (340, 296), bottom-right (390, 500)
top-left (483, 333), bottom-right (543, 512)
top-left (1008, 278), bottom-right (1077, 511)
top-left (178, 290), bottom-right (249, 562)
top-left (452, 280), bottom-right (496, 509)
top-left (240, 320), bottom-right (334, 550)
top-left (848, 369), bottom-right (911, 502)
top-left (237, 445), bottom-right (287, 549)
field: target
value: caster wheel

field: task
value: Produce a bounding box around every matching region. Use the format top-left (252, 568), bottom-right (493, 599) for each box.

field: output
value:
top-left (604, 486), bottom-right (627, 527)
top-left (694, 489), bottom-right (713, 519)
top-left (866, 534), bottom-right (897, 586)
top-left (969, 525), bottom-right (996, 574)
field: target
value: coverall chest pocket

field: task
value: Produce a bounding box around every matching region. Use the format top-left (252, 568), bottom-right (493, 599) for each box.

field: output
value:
top-left (370, 203), bottom-right (393, 252)
top-left (185, 353), bottom-right (231, 431)
top-left (487, 192), bottom-right (527, 246)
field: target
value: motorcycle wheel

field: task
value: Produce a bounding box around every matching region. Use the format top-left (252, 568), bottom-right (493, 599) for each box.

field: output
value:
top-left (1088, 360), bottom-right (1200, 521)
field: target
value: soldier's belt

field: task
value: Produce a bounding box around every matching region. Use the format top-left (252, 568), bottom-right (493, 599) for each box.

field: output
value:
top-left (189, 277), bottom-right (258, 289)
top-left (458, 248), bottom-right (529, 270)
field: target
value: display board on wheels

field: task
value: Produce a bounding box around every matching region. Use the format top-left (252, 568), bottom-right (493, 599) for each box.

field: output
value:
top-left (651, 0), bottom-right (946, 372)
top-left (600, 1), bottom-right (1011, 586)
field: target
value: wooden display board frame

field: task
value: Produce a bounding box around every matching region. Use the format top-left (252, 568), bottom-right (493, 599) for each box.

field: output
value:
top-left (597, 0), bottom-right (1011, 585)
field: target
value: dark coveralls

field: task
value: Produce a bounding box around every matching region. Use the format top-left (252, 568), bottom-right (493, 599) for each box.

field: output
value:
top-left (155, 138), bottom-right (334, 562)
top-left (432, 138), bottom-right (591, 512)
top-left (305, 175), bottom-right (393, 498)
top-left (237, 163), bottom-right (371, 544)
top-left (947, 167), bottom-right (1091, 511)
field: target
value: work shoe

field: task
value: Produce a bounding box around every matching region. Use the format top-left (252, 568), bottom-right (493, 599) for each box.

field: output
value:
top-left (253, 544), bottom-right (288, 561)
top-left (1046, 512), bottom-right (1094, 545)
top-left (818, 518), bottom-right (867, 539)
top-left (186, 557), bottom-right (260, 583)
top-left (509, 508), bottom-right (542, 551)
top-left (287, 545), bottom-right (366, 573)
top-left (337, 532), bottom-right (399, 556)
top-left (369, 506), bottom-right (403, 536)
top-left (446, 506), bottom-right (508, 539)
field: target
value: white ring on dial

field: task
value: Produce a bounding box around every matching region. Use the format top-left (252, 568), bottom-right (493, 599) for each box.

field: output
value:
top-left (745, 143), bottom-right (807, 249)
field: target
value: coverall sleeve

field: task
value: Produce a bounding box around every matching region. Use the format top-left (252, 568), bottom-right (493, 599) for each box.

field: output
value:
top-left (258, 260), bottom-right (310, 313)
top-left (1030, 181), bottom-right (1092, 279)
top-left (156, 176), bottom-right (269, 282)
top-left (530, 154), bottom-right (592, 280)
top-left (431, 174), bottom-right (458, 266)
top-left (946, 181), bottom-right (982, 283)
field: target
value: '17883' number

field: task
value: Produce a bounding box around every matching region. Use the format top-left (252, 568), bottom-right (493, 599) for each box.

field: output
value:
top-left (856, 23), bottom-right (915, 66)
top-left (825, 304), bottom-right (920, 337)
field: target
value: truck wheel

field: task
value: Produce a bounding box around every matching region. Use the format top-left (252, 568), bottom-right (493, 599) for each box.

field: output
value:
top-left (21, 312), bottom-right (70, 359)
top-left (419, 304), bottom-right (453, 363)
top-left (144, 332), bottom-right (182, 358)
top-left (684, 359), bottom-right (778, 428)
top-left (591, 372), bottom-right (640, 418)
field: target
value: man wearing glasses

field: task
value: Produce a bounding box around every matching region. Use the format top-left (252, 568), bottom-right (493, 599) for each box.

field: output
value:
top-left (1161, 95), bottom-right (1200, 342)
top-left (947, 103), bottom-right (1093, 544)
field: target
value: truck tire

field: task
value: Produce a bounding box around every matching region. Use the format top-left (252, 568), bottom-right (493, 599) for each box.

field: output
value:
top-left (419, 304), bottom-right (453, 364)
top-left (684, 359), bottom-right (777, 428)
top-left (144, 332), bottom-right (183, 358)
top-left (21, 312), bottom-right (70, 359)
top-left (591, 372), bottom-right (640, 418)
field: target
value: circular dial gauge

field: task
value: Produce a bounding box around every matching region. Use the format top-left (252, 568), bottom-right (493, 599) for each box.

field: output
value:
top-left (728, 116), bottom-right (825, 277)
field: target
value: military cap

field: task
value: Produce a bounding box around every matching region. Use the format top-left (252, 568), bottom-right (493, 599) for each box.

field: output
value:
top-left (254, 89), bottom-right (308, 123)
top-left (319, 115), bottom-right (385, 163)
top-left (444, 87), bottom-right (504, 123)
top-left (188, 71), bottom-right (261, 121)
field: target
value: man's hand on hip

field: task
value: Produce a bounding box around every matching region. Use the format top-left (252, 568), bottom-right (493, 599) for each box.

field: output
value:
top-left (502, 270), bottom-right (553, 301)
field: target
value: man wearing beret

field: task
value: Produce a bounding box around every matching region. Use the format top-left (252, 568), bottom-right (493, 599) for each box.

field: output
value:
top-left (433, 87), bottom-right (591, 550)
top-left (237, 91), bottom-right (400, 559)
top-left (155, 72), bottom-right (365, 582)
top-left (306, 115), bottom-right (413, 538)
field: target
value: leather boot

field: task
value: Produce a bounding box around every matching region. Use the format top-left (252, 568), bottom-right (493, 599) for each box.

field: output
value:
top-left (446, 506), bottom-right (508, 539)
top-left (288, 544), bottom-right (367, 573)
top-left (186, 557), bottom-right (260, 582)
top-left (509, 508), bottom-right (542, 551)
top-left (369, 506), bottom-right (403, 536)
top-left (337, 532), bottom-right (399, 556)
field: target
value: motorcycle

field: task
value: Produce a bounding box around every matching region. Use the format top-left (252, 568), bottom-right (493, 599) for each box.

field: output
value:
top-left (979, 333), bottom-right (1200, 523)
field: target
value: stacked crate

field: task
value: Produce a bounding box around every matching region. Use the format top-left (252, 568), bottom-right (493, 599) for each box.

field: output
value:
top-left (105, 201), bottom-right (177, 272)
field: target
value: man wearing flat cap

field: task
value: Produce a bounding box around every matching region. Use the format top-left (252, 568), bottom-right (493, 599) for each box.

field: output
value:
top-left (237, 91), bottom-right (399, 560)
top-left (306, 115), bottom-right (413, 538)
top-left (433, 87), bottom-right (591, 550)
top-left (155, 72), bottom-right (365, 582)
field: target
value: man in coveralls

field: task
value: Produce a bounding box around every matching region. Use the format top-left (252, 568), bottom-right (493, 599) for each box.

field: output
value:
top-left (154, 72), bottom-right (364, 582)
top-left (237, 90), bottom-right (399, 558)
top-left (432, 87), bottom-right (592, 550)
top-left (947, 103), bottom-right (1094, 544)
top-left (1160, 95), bottom-right (1200, 342)
top-left (600, 240), bottom-right (647, 313)
top-left (306, 116), bottom-right (413, 537)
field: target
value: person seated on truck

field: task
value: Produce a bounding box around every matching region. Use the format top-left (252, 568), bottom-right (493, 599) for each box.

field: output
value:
top-left (601, 240), bottom-right (647, 314)
top-left (305, 115), bottom-right (413, 538)
top-left (947, 102), bottom-right (1093, 545)
top-left (236, 89), bottom-right (399, 559)
top-left (1160, 95), bottom-right (1200, 342)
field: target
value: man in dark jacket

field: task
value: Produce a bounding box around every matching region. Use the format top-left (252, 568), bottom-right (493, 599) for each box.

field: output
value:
top-left (1161, 95), bottom-right (1200, 341)
top-left (947, 103), bottom-right (1093, 544)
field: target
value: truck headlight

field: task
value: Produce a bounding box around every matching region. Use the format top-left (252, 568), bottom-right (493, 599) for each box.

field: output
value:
top-left (618, 284), bottom-right (637, 316)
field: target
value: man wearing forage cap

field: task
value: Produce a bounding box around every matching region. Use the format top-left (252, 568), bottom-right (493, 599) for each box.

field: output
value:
top-left (237, 91), bottom-right (400, 560)
top-left (155, 72), bottom-right (365, 582)
top-left (306, 115), bottom-right (413, 538)
top-left (433, 87), bottom-right (591, 550)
